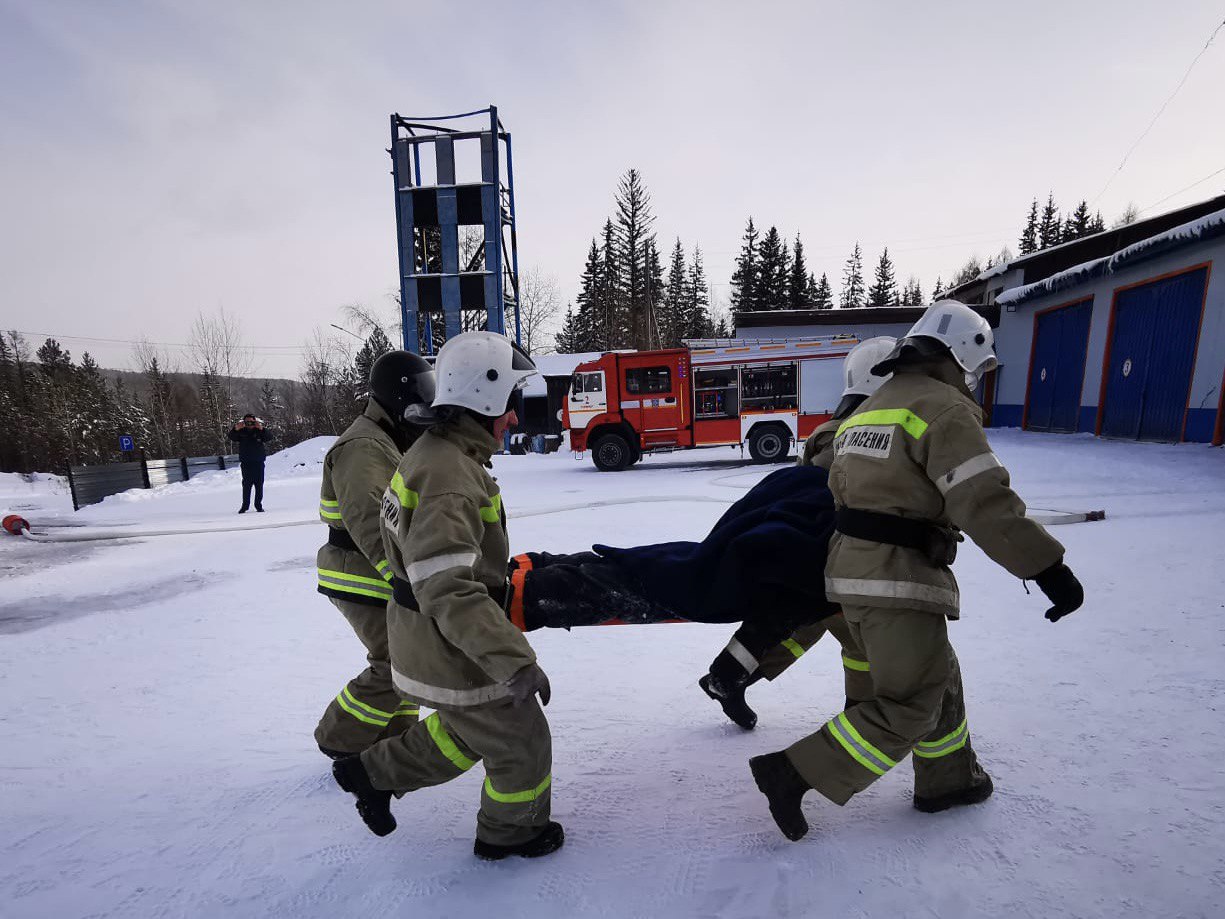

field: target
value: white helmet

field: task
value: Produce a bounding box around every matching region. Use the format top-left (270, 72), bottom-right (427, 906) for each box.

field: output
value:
top-left (431, 331), bottom-right (537, 417)
top-left (873, 300), bottom-right (997, 385)
top-left (842, 336), bottom-right (897, 397)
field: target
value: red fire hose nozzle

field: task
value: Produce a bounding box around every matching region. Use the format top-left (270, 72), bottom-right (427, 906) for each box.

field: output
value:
top-left (2, 514), bottom-right (30, 536)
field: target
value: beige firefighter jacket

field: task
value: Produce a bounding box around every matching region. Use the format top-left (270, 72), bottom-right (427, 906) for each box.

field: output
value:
top-left (825, 357), bottom-right (1064, 618)
top-left (798, 416), bottom-right (841, 470)
top-left (317, 401), bottom-right (410, 607)
top-left (379, 413), bottom-right (537, 709)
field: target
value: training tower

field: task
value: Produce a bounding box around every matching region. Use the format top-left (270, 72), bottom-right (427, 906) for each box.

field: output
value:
top-left (389, 107), bottom-right (521, 354)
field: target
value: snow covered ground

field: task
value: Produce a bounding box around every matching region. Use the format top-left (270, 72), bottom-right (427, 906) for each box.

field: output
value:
top-left (1, 431), bottom-right (1223, 919)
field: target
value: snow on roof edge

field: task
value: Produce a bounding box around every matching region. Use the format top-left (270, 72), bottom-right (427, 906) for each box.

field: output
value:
top-left (997, 207), bottom-right (1225, 307)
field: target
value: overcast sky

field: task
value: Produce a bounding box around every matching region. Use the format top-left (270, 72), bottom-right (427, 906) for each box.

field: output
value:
top-left (2, 1), bottom-right (1223, 378)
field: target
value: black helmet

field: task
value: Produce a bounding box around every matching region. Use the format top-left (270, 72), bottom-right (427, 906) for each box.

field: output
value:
top-left (369, 350), bottom-right (436, 422)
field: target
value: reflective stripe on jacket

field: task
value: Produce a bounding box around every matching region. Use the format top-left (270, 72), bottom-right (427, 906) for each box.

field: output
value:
top-left (316, 401), bottom-right (409, 607)
top-left (380, 413), bottom-right (536, 709)
top-left (824, 357), bottom-right (1064, 618)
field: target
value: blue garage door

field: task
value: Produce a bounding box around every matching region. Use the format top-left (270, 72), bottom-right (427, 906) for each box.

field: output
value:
top-left (1100, 267), bottom-right (1208, 442)
top-left (1026, 300), bottom-right (1092, 433)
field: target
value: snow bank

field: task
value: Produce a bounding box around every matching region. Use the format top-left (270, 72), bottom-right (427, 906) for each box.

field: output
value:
top-left (0, 471), bottom-right (68, 499)
top-left (998, 207), bottom-right (1225, 306)
top-left (265, 436), bottom-right (333, 475)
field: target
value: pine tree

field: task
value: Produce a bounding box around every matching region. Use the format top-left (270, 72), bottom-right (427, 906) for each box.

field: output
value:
top-left (1090, 211), bottom-right (1106, 233)
top-left (811, 272), bottom-right (833, 310)
top-left (1019, 199), bottom-right (1040, 254)
top-left (788, 235), bottom-right (812, 308)
top-left (839, 242), bottom-right (866, 308)
top-left (1066, 200), bottom-right (1092, 241)
top-left (659, 238), bottom-right (688, 347)
top-left (900, 276), bottom-right (923, 306)
top-left (572, 239), bottom-right (603, 351)
top-left (756, 227), bottom-right (788, 310)
top-left (599, 219), bottom-right (625, 349)
top-left (866, 248), bottom-right (898, 307)
top-left (613, 168), bottom-right (657, 349)
top-left (1039, 192), bottom-right (1061, 249)
top-left (352, 327), bottom-right (393, 403)
top-left (730, 218), bottom-right (760, 312)
top-left (643, 237), bottom-right (666, 349)
top-left (685, 246), bottom-right (713, 339)
top-left (932, 276), bottom-right (944, 298)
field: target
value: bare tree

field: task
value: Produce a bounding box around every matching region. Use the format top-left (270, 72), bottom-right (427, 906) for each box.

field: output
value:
top-left (513, 266), bottom-right (564, 354)
top-left (188, 308), bottom-right (253, 444)
top-left (299, 329), bottom-right (354, 438)
top-left (1113, 202), bottom-right (1140, 227)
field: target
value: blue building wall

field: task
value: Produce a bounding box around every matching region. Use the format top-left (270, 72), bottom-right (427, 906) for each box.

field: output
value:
top-left (990, 237), bottom-right (1225, 444)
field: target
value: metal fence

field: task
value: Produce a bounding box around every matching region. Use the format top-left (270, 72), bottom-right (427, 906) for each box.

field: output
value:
top-left (68, 454), bottom-right (240, 510)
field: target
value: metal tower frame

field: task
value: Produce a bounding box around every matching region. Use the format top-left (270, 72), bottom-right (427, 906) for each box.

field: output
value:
top-left (389, 106), bottom-right (521, 354)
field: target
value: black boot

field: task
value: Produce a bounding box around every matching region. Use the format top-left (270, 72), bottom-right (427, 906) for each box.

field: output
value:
top-left (332, 755), bottom-right (396, 837)
top-left (913, 770), bottom-right (994, 814)
top-left (699, 672), bottom-right (759, 730)
top-left (749, 751), bottom-right (811, 841)
top-left (474, 822), bottom-right (565, 861)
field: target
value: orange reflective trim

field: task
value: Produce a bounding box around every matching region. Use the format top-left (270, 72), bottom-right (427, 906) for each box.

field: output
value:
top-left (509, 554), bottom-right (533, 631)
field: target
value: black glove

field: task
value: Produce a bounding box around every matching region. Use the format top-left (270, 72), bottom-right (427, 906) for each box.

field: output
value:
top-left (505, 663), bottom-right (551, 707)
top-left (1033, 561), bottom-right (1084, 623)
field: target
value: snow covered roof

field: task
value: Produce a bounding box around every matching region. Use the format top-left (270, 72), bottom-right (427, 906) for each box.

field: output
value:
top-left (997, 207), bottom-right (1225, 307)
top-left (521, 352), bottom-right (603, 397)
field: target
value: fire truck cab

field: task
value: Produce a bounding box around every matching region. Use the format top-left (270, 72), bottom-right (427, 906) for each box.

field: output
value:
top-left (564, 336), bottom-right (858, 471)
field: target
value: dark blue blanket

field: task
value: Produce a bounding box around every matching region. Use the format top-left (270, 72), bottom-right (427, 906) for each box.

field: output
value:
top-left (521, 465), bottom-right (838, 631)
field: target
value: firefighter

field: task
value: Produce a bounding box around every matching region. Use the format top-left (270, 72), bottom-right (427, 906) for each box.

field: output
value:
top-left (699, 337), bottom-right (896, 730)
top-left (314, 350), bottom-right (436, 760)
top-left (332, 331), bottom-right (563, 862)
top-left (749, 301), bottom-right (1085, 840)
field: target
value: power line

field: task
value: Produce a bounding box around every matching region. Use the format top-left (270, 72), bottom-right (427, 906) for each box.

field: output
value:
top-left (1136, 164), bottom-right (1225, 216)
top-left (1093, 16), bottom-right (1225, 205)
top-left (7, 331), bottom-right (312, 353)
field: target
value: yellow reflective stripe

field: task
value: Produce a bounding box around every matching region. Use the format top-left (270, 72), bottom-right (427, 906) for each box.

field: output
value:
top-left (339, 686), bottom-right (397, 721)
top-left (317, 580), bottom-right (392, 601)
top-left (374, 559), bottom-right (393, 582)
top-left (484, 773), bottom-right (552, 804)
top-left (319, 497), bottom-right (342, 521)
top-left (426, 713), bottom-right (476, 771)
top-left (837, 409), bottom-right (929, 440)
top-left (318, 568), bottom-right (391, 589)
top-left (390, 702), bottom-right (420, 719)
top-left (336, 689), bottom-right (389, 727)
top-left (389, 471), bottom-right (419, 509)
top-left (914, 718), bottom-right (969, 759)
top-left (841, 654), bottom-right (870, 672)
top-left (781, 638), bottom-right (805, 659)
top-left (319, 510), bottom-right (343, 521)
top-left (827, 712), bottom-right (897, 776)
top-left (479, 493), bottom-right (503, 523)
top-left (320, 498), bottom-right (340, 507)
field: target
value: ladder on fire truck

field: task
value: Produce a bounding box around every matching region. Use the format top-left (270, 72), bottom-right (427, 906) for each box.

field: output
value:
top-left (682, 334), bottom-right (861, 365)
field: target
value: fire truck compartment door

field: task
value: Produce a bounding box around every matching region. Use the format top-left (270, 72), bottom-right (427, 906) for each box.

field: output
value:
top-left (798, 356), bottom-right (845, 414)
top-left (622, 360), bottom-right (683, 443)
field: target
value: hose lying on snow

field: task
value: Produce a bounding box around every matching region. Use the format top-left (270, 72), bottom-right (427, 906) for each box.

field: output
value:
top-left (2, 500), bottom-right (1106, 544)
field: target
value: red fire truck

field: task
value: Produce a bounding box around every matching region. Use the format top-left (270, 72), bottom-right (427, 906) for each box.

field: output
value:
top-left (563, 336), bottom-right (860, 471)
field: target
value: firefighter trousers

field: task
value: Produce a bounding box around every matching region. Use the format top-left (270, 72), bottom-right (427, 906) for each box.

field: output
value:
top-left (753, 614), bottom-right (874, 703)
top-left (314, 597), bottom-right (419, 754)
top-left (784, 605), bottom-right (984, 805)
top-left (361, 698), bottom-right (552, 846)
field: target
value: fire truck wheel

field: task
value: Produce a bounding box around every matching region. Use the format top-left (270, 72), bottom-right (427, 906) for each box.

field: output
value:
top-left (748, 425), bottom-right (791, 464)
top-left (592, 433), bottom-right (634, 472)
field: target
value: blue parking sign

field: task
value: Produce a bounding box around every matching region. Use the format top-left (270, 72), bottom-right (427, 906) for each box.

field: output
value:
top-left (118, 435), bottom-right (135, 452)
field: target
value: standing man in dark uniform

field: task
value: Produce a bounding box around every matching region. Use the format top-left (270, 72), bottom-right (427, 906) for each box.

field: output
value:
top-left (228, 413), bottom-right (271, 513)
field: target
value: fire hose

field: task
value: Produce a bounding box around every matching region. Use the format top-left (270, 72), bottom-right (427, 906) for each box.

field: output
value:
top-left (2, 499), bottom-right (1103, 544)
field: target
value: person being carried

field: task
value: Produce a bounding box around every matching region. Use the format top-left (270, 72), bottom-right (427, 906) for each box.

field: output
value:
top-left (699, 337), bottom-right (896, 729)
top-left (228, 413), bottom-right (271, 513)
